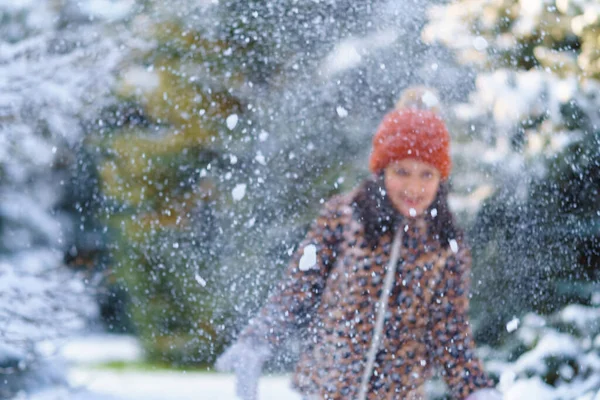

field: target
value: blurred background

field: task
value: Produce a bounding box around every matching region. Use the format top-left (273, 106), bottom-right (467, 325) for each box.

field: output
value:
top-left (1, 0), bottom-right (599, 399)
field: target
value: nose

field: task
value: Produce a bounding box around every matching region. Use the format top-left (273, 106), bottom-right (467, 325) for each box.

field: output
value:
top-left (403, 178), bottom-right (423, 197)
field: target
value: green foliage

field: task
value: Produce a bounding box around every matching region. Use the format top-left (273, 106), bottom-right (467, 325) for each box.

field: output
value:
top-left (95, 360), bottom-right (214, 372)
top-left (94, 12), bottom-right (247, 364)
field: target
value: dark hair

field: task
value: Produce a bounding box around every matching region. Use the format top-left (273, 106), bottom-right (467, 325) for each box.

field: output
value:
top-left (351, 173), bottom-right (463, 248)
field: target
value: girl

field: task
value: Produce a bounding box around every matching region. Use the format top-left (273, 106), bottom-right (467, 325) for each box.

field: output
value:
top-left (217, 88), bottom-right (501, 400)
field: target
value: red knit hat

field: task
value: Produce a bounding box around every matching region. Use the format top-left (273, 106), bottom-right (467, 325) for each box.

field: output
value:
top-left (369, 108), bottom-right (451, 180)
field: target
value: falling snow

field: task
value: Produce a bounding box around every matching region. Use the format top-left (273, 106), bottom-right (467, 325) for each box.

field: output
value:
top-left (3, 0), bottom-right (599, 399)
top-left (298, 244), bottom-right (318, 271)
top-left (231, 184), bottom-right (247, 201)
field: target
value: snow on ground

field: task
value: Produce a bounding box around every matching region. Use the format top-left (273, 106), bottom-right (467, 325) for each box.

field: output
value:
top-left (67, 370), bottom-right (301, 400)
top-left (59, 335), bottom-right (143, 364)
top-left (27, 334), bottom-right (301, 400)
top-left (30, 333), bottom-right (600, 400)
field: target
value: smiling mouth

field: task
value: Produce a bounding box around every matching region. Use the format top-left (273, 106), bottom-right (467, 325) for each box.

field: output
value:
top-left (402, 197), bottom-right (421, 206)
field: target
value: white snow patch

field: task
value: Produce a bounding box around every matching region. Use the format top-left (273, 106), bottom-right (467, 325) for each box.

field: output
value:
top-left (226, 114), bottom-right (238, 130)
top-left (421, 90), bottom-right (439, 108)
top-left (298, 244), bottom-right (318, 271)
top-left (559, 304), bottom-right (600, 331)
top-left (473, 36), bottom-right (488, 51)
top-left (231, 184), bottom-right (246, 201)
top-left (336, 106), bottom-right (348, 118)
top-left (506, 317), bottom-right (520, 333)
top-left (255, 151), bottom-right (266, 165)
top-left (78, 0), bottom-right (135, 21)
top-left (324, 42), bottom-right (362, 74)
top-left (60, 335), bottom-right (142, 365)
top-left (513, 331), bottom-right (580, 375)
top-left (449, 239), bottom-right (458, 253)
top-left (195, 274), bottom-right (207, 287)
top-left (66, 369), bottom-right (302, 400)
top-left (29, 387), bottom-right (119, 400)
top-left (503, 376), bottom-right (555, 400)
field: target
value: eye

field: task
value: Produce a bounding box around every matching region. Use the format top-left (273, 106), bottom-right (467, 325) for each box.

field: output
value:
top-left (422, 171), bottom-right (434, 179)
top-left (395, 168), bottom-right (409, 176)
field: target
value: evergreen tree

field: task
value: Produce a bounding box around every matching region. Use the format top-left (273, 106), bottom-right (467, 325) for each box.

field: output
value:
top-left (478, 302), bottom-right (600, 397)
top-left (423, 0), bottom-right (600, 339)
top-left (95, 5), bottom-right (250, 364)
top-left (0, 0), bottom-right (131, 395)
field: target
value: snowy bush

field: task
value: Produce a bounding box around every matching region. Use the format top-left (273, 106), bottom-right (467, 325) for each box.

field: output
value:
top-left (0, 0), bottom-right (132, 396)
top-left (479, 298), bottom-right (600, 399)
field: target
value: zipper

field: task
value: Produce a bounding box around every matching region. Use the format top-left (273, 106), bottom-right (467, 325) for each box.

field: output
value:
top-left (357, 226), bottom-right (404, 400)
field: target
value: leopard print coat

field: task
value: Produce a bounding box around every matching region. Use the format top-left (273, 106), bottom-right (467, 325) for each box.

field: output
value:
top-left (239, 186), bottom-right (493, 399)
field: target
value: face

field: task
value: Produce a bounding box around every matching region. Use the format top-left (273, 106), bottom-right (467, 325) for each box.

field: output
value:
top-left (383, 158), bottom-right (442, 218)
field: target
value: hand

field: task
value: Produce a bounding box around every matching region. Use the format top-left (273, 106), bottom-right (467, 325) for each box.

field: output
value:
top-left (466, 388), bottom-right (503, 400)
top-left (215, 340), bottom-right (271, 400)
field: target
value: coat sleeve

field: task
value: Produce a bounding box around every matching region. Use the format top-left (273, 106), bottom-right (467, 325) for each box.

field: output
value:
top-left (426, 243), bottom-right (495, 399)
top-left (237, 196), bottom-right (345, 348)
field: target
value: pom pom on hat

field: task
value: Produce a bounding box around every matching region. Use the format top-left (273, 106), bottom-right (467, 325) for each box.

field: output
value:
top-left (394, 86), bottom-right (441, 113)
top-left (369, 87), bottom-right (451, 179)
